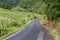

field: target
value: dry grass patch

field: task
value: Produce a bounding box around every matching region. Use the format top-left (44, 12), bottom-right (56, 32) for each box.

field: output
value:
top-left (39, 18), bottom-right (60, 40)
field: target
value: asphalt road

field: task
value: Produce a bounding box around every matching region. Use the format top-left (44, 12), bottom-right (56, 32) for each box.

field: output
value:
top-left (4, 18), bottom-right (54, 40)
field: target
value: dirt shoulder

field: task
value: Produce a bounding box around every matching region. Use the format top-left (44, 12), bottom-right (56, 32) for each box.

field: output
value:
top-left (39, 18), bottom-right (60, 40)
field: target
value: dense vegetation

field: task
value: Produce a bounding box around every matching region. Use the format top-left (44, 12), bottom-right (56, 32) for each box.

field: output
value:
top-left (18, 0), bottom-right (60, 20)
top-left (0, 0), bottom-right (19, 7)
top-left (11, 0), bottom-right (60, 20)
top-left (45, 0), bottom-right (60, 20)
top-left (0, 2), bottom-right (12, 10)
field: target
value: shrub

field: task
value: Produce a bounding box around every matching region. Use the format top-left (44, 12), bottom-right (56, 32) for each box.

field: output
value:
top-left (0, 28), bottom-right (8, 37)
top-left (11, 20), bottom-right (20, 27)
top-left (0, 2), bottom-right (12, 10)
top-left (46, 0), bottom-right (60, 20)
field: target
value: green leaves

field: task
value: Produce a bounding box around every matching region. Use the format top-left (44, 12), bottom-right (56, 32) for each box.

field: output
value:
top-left (0, 28), bottom-right (8, 37)
top-left (45, 0), bottom-right (60, 20)
top-left (0, 2), bottom-right (12, 10)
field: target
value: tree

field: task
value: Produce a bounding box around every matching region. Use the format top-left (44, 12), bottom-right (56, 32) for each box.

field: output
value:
top-left (45, 0), bottom-right (60, 20)
top-left (0, 2), bottom-right (12, 10)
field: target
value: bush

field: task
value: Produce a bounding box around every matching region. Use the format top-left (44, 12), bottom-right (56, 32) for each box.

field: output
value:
top-left (0, 2), bottom-right (12, 10)
top-left (11, 20), bottom-right (20, 27)
top-left (0, 28), bottom-right (8, 37)
top-left (46, 1), bottom-right (60, 20)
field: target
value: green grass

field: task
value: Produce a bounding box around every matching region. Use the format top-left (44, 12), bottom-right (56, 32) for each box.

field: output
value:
top-left (0, 20), bottom-right (32, 40)
top-left (0, 8), bottom-right (41, 40)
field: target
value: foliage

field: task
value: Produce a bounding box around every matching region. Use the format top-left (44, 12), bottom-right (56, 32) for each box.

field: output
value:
top-left (45, 0), bottom-right (60, 20)
top-left (0, 0), bottom-right (20, 7)
top-left (0, 2), bottom-right (12, 10)
top-left (0, 28), bottom-right (8, 37)
top-left (18, 0), bottom-right (60, 20)
top-left (0, 0), bottom-right (60, 20)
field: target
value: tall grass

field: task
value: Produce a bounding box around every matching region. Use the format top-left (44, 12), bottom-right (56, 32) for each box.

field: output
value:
top-left (0, 8), bottom-right (41, 40)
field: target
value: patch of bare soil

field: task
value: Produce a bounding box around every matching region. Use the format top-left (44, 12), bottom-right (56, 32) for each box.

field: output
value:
top-left (39, 18), bottom-right (60, 37)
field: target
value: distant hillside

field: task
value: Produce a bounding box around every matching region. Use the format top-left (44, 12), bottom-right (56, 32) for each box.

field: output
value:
top-left (0, 0), bottom-right (20, 7)
top-left (13, 0), bottom-right (47, 14)
top-left (0, 0), bottom-right (48, 12)
top-left (0, 0), bottom-right (59, 16)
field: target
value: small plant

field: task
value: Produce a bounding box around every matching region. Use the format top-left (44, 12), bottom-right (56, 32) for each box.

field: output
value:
top-left (0, 2), bottom-right (12, 10)
top-left (28, 15), bottom-right (30, 17)
top-left (11, 20), bottom-right (20, 27)
top-left (0, 28), bottom-right (8, 37)
top-left (34, 16), bottom-right (37, 19)
top-left (21, 19), bottom-right (26, 24)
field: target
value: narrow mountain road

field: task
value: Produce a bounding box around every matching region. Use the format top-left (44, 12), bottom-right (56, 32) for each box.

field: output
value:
top-left (4, 18), bottom-right (54, 40)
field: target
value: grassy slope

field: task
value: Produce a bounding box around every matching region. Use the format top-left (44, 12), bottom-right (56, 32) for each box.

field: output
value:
top-left (0, 8), bottom-right (41, 40)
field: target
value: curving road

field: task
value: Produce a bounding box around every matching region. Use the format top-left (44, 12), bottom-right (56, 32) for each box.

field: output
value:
top-left (4, 18), bottom-right (54, 40)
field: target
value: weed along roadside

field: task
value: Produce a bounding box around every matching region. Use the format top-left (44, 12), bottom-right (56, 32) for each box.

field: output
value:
top-left (39, 17), bottom-right (60, 40)
top-left (3, 20), bottom-right (32, 40)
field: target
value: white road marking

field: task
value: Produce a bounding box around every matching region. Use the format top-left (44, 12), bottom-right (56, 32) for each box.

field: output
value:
top-left (37, 31), bottom-right (44, 40)
top-left (4, 29), bottom-right (23, 40)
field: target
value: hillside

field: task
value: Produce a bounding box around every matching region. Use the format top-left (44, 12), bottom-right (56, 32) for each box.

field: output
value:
top-left (0, 0), bottom-right (20, 7)
top-left (0, 0), bottom-right (47, 13)
top-left (12, 0), bottom-right (47, 13)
